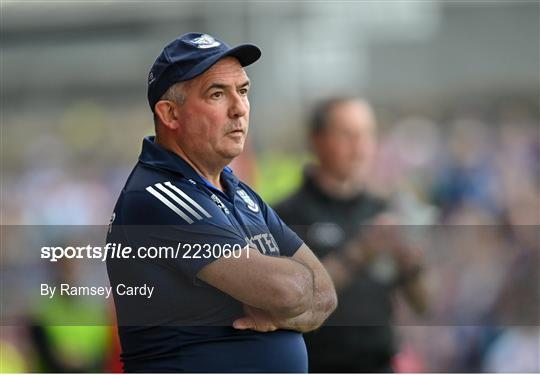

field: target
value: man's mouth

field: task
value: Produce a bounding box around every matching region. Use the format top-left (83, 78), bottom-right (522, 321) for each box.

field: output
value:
top-left (228, 129), bottom-right (245, 135)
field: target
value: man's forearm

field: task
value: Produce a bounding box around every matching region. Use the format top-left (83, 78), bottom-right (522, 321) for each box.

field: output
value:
top-left (198, 246), bottom-right (315, 318)
top-left (280, 248), bottom-right (337, 332)
top-left (239, 264), bottom-right (336, 333)
top-left (277, 270), bottom-right (337, 332)
top-left (269, 256), bottom-right (315, 319)
top-left (232, 245), bottom-right (337, 333)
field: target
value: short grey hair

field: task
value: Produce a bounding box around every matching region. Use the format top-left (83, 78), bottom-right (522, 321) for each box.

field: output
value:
top-left (153, 81), bottom-right (188, 126)
top-left (160, 81), bottom-right (187, 105)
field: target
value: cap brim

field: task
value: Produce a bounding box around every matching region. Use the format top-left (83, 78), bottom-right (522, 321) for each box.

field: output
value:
top-left (183, 44), bottom-right (261, 81)
top-left (223, 44), bottom-right (261, 67)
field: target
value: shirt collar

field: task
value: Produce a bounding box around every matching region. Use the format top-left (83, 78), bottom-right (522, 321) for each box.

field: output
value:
top-left (138, 136), bottom-right (238, 192)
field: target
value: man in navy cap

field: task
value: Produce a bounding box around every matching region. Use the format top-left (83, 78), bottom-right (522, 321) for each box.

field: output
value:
top-left (106, 32), bottom-right (337, 372)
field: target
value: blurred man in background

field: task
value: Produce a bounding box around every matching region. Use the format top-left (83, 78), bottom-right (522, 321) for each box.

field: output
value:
top-left (276, 97), bottom-right (428, 372)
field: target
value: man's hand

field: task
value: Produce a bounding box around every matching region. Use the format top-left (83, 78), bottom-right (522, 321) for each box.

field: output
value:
top-left (391, 243), bottom-right (423, 276)
top-left (233, 304), bottom-right (318, 333)
top-left (233, 305), bottom-right (278, 332)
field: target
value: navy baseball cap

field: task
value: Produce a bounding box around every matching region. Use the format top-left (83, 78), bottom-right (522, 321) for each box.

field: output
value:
top-left (147, 32), bottom-right (261, 112)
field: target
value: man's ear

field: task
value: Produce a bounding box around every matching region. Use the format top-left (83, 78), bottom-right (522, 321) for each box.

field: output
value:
top-left (154, 100), bottom-right (181, 130)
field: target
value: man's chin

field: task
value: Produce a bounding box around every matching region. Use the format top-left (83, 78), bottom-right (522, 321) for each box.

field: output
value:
top-left (220, 145), bottom-right (245, 160)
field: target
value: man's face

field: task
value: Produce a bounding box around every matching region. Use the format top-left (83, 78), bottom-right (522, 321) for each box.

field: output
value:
top-left (313, 100), bottom-right (377, 181)
top-left (176, 57), bottom-right (250, 165)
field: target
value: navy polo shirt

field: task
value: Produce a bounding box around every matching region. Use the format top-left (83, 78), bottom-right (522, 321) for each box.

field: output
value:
top-left (106, 136), bottom-right (306, 373)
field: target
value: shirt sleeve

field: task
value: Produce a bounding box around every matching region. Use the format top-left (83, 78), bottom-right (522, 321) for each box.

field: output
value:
top-left (243, 187), bottom-right (304, 257)
top-left (117, 190), bottom-right (248, 285)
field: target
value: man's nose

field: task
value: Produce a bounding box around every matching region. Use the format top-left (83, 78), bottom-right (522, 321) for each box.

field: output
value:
top-left (351, 137), bottom-right (373, 157)
top-left (228, 93), bottom-right (248, 118)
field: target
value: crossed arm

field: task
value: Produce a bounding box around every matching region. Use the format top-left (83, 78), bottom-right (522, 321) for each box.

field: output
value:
top-left (197, 243), bottom-right (337, 332)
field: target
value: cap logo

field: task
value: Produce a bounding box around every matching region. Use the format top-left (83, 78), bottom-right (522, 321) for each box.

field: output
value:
top-left (190, 34), bottom-right (221, 49)
top-left (148, 71), bottom-right (155, 85)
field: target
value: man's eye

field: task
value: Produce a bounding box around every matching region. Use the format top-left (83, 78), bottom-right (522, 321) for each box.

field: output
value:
top-left (211, 92), bottom-right (223, 99)
top-left (239, 88), bottom-right (249, 96)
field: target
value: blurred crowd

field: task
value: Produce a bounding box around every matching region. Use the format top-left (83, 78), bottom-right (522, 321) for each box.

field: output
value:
top-left (365, 100), bottom-right (539, 372)
top-left (1, 98), bottom-right (538, 372)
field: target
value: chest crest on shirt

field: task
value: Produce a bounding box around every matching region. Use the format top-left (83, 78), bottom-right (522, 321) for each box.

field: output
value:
top-left (237, 189), bottom-right (259, 213)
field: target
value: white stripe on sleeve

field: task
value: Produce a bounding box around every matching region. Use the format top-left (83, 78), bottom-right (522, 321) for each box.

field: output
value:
top-left (155, 183), bottom-right (203, 220)
top-left (145, 186), bottom-right (194, 224)
top-left (164, 181), bottom-right (212, 218)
